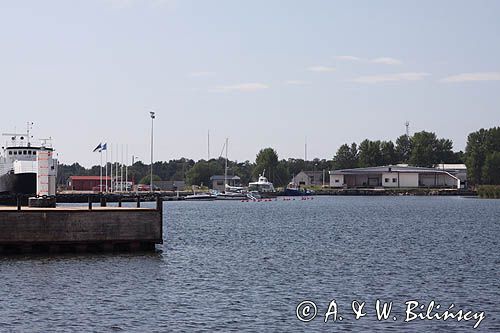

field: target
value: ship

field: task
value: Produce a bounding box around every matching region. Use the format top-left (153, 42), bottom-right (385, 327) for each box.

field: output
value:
top-left (248, 171), bottom-right (277, 198)
top-left (0, 125), bottom-right (57, 195)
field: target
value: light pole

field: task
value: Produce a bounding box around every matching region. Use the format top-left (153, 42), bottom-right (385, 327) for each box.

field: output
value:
top-left (150, 111), bottom-right (155, 192)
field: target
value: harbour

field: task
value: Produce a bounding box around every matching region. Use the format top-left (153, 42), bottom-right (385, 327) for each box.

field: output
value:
top-left (1, 1), bottom-right (499, 331)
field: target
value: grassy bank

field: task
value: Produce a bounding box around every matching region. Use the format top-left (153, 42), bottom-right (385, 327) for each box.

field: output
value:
top-left (477, 185), bottom-right (500, 199)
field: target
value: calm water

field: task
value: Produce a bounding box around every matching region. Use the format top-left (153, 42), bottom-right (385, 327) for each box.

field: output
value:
top-left (1, 196), bottom-right (499, 332)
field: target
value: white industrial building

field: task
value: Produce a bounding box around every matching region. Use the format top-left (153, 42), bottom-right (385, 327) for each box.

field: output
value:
top-left (329, 165), bottom-right (461, 189)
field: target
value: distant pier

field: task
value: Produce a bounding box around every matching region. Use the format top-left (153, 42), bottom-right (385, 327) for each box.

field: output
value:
top-left (0, 196), bottom-right (163, 254)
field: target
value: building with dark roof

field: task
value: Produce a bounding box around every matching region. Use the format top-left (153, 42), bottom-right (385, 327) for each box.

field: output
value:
top-left (329, 165), bottom-right (461, 189)
top-left (210, 175), bottom-right (241, 192)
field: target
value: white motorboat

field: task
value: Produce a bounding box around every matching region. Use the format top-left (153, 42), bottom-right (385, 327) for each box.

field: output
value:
top-left (184, 193), bottom-right (217, 201)
top-left (248, 171), bottom-right (277, 197)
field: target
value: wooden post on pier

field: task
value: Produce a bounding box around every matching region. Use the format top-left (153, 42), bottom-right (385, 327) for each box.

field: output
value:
top-left (156, 195), bottom-right (163, 213)
top-left (88, 195), bottom-right (92, 210)
top-left (156, 195), bottom-right (163, 241)
top-left (16, 195), bottom-right (21, 211)
top-left (136, 196), bottom-right (141, 208)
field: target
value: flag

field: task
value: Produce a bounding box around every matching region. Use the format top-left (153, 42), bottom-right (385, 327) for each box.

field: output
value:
top-left (93, 143), bottom-right (102, 152)
top-left (102, 143), bottom-right (107, 151)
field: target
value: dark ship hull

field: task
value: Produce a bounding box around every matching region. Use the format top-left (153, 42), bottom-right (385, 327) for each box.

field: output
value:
top-left (283, 188), bottom-right (313, 196)
top-left (0, 173), bottom-right (37, 195)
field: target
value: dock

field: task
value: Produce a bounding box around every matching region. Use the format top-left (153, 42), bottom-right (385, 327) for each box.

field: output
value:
top-left (0, 197), bottom-right (163, 254)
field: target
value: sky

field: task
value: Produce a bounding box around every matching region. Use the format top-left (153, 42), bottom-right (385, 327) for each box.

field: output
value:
top-left (0, 0), bottom-right (499, 167)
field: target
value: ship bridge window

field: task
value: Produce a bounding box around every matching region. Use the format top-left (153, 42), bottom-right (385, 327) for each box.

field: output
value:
top-left (8, 151), bottom-right (12, 155)
top-left (23, 150), bottom-right (27, 155)
top-left (27, 151), bottom-right (32, 155)
top-left (13, 151), bottom-right (17, 155)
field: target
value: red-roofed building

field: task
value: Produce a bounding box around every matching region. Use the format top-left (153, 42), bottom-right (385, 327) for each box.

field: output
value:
top-left (68, 176), bottom-right (111, 191)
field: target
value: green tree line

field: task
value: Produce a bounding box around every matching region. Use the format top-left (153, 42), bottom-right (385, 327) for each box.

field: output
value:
top-left (332, 131), bottom-right (463, 169)
top-left (57, 127), bottom-right (500, 188)
top-left (465, 127), bottom-right (500, 185)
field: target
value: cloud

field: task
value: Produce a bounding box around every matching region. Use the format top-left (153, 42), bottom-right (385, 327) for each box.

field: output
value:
top-left (335, 56), bottom-right (403, 65)
top-left (307, 66), bottom-right (336, 72)
top-left (335, 55), bottom-right (362, 62)
top-left (210, 83), bottom-right (269, 93)
top-left (440, 72), bottom-right (500, 83)
top-left (371, 57), bottom-right (403, 65)
top-left (351, 72), bottom-right (430, 84)
top-left (285, 80), bottom-right (311, 85)
top-left (104, 0), bottom-right (173, 9)
top-left (189, 71), bottom-right (216, 77)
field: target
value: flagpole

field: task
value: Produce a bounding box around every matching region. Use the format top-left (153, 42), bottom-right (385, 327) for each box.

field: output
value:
top-left (100, 147), bottom-right (103, 192)
top-left (105, 144), bottom-right (108, 192)
top-left (121, 144), bottom-right (124, 192)
top-left (125, 144), bottom-right (128, 192)
top-left (116, 143), bottom-right (119, 192)
top-left (110, 143), bottom-right (113, 192)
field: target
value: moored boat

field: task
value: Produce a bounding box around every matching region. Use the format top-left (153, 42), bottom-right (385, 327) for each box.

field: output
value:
top-left (184, 193), bottom-right (217, 201)
top-left (248, 171), bottom-right (277, 198)
top-left (283, 182), bottom-right (313, 196)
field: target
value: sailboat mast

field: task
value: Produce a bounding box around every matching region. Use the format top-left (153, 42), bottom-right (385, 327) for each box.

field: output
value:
top-left (224, 137), bottom-right (228, 192)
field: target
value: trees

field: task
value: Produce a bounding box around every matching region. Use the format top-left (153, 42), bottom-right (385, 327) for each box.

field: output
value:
top-left (380, 141), bottom-right (397, 166)
top-left (482, 152), bottom-right (500, 185)
top-left (56, 128), bottom-right (484, 187)
top-left (332, 143), bottom-right (358, 169)
top-left (356, 140), bottom-right (398, 167)
top-left (358, 140), bottom-right (383, 167)
top-left (139, 174), bottom-right (161, 185)
top-left (253, 148), bottom-right (279, 179)
top-left (409, 131), bottom-right (437, 167)
top-left (252, 148), bottom-right (293, 186)
top-left (395, 134), bottom-right (412, 163)
top-left (465, 127), bottom-right (500, 185)
top-left (185, 159), bottom-right (224, 186)
top-left (232, 160), bottom-right (254, 185)
top-left (409, 131), bottom-right (455, 167)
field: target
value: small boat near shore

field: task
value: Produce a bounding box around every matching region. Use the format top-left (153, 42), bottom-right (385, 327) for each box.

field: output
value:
top-left (184, 193), bottom-right (217, 201)
top-left (248, 171), bottom-right (277, 198)
top-left (184, 185), bottom-right (217, 201)
top-left (215, 190), bottom-right (248, 200)
top-left (283, 182), bottom-right (313, 196)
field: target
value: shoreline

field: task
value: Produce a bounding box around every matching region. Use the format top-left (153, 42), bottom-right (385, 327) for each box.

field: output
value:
top-left (0, 188), bottom-right (479, 206)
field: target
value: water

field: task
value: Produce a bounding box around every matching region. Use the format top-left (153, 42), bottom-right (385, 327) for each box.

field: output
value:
top-left (1, 196), bottom-right (499, 332)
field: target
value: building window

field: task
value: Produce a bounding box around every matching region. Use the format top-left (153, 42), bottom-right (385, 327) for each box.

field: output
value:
top-left (335, 179), bottom-right (339, 183)
top-left (392, 178), bottom-right (397, 183)
top-left (216, 181), bottom-right (223, 185)
top-left (384, 178), bottom-right (389, 182)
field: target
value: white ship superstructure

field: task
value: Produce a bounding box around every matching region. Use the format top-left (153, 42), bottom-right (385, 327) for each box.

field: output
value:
top-left (0, 126), bottom-right (57, 195)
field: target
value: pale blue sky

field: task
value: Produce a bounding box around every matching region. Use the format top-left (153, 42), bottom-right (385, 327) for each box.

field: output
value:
top-left (1, 0), bottom-right (499, 166)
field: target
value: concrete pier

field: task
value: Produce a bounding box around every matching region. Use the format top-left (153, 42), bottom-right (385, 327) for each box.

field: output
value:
top-left (0, 198), bottom-right (163, 254)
